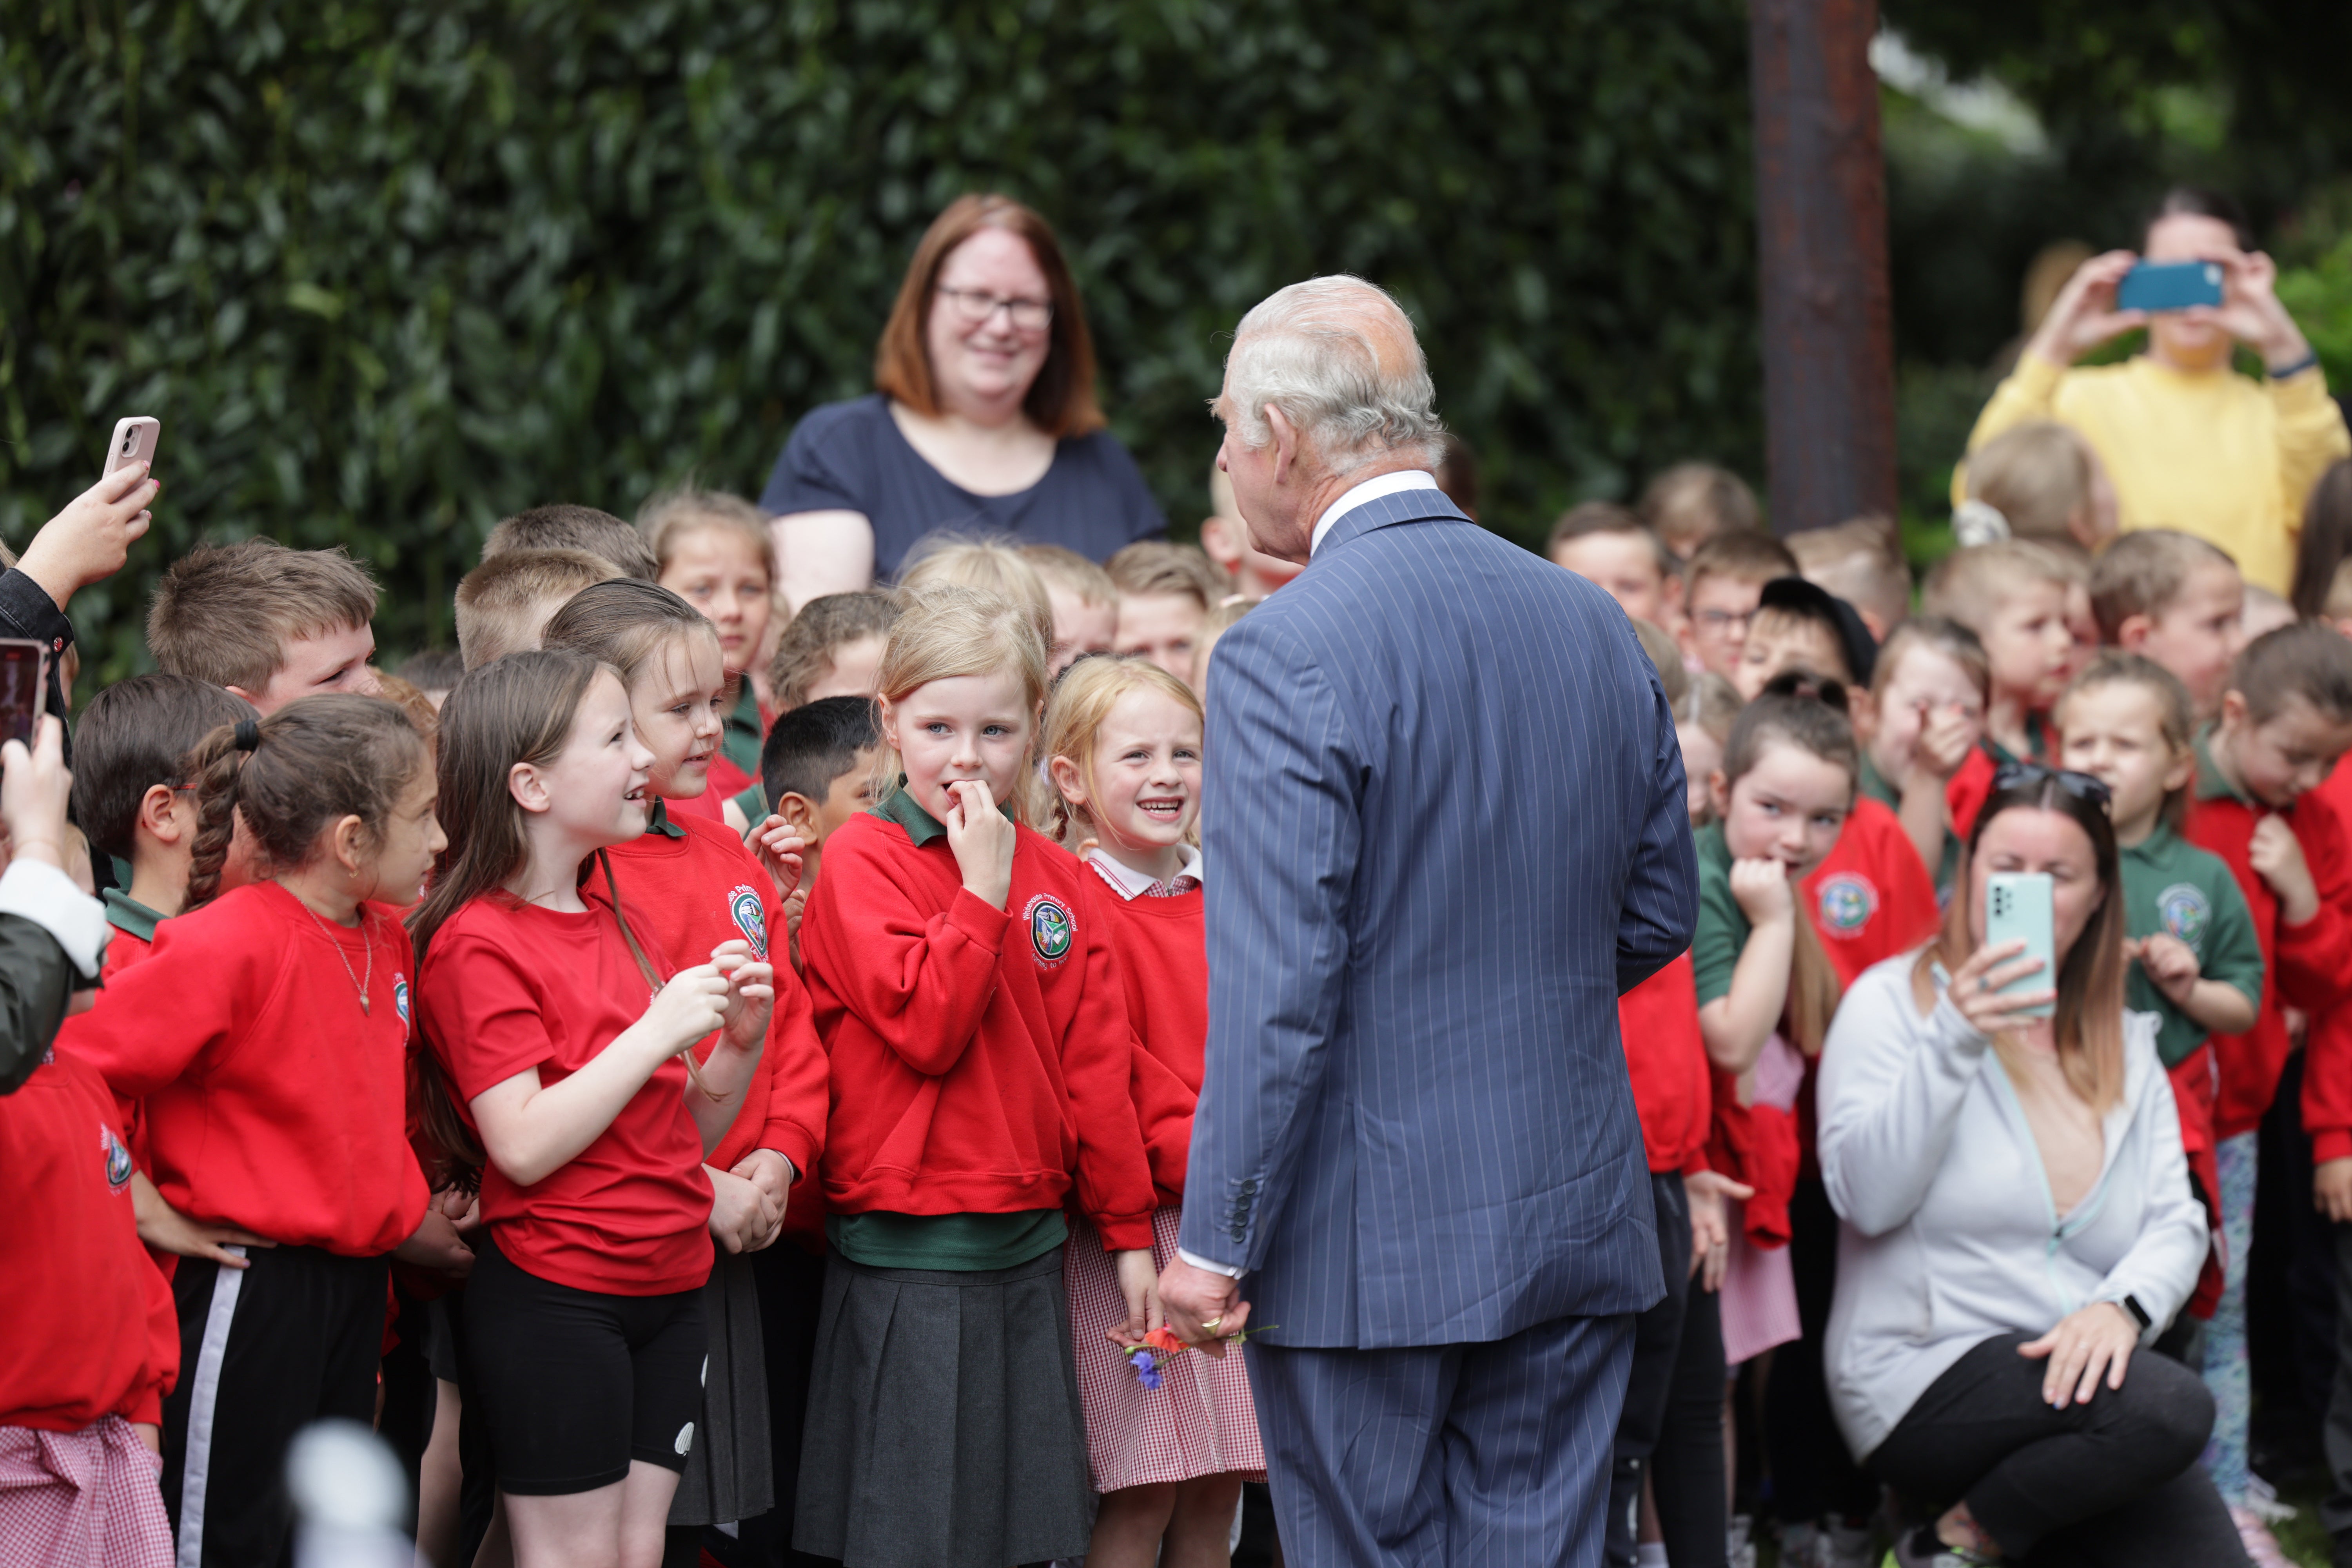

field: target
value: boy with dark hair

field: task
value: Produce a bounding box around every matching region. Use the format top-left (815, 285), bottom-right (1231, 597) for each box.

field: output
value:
top-left (68, 675), bottom-right (256, 977)
top-left (757, 696), bottom-right (883, 923)
top-left (145, 539), bottom-right (380, 714)
top-left (480, 503), bottom-right (660, 580)
top-left (2087, 528), bottom-right (2246, 719)
top-left (1679, 531), bottom-right (1799, 680)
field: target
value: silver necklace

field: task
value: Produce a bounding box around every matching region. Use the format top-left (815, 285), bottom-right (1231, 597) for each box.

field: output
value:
top-left (299, 900), bottom-right (374, 1016)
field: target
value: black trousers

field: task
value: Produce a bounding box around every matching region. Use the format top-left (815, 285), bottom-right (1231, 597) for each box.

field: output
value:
top-left (1766, 1178), bottom-right (1878, 1524)
top-left (1608, 1170), bottom-right (1728, 1568)
top-left (161, 1245), bottom-right (389, 1568)
top-left (1869, 1332), bottom-right (2247, 1566)
top-left (732, 1240), bottom-right (836, 1567)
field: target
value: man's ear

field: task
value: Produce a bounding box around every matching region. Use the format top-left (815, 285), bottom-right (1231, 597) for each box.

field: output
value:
top-left (1263, 403), bottom-right (1303, 487)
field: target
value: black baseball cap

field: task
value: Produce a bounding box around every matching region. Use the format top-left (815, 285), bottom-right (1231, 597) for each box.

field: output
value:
top-left (1757, 575), bottom-right (1878, 687)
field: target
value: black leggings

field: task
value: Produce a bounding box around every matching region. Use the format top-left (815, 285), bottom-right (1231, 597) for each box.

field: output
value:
top-left (1767, 1178), bottom-right (1878, 1524)
top-left (1868, 1332), bottom-right (2249, 1566)
top-left (1609, 1171), bottom-right (1728, 1568)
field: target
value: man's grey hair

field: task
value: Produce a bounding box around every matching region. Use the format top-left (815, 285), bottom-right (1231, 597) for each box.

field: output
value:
top-left (1221, 276), bottom-right (1447, 477)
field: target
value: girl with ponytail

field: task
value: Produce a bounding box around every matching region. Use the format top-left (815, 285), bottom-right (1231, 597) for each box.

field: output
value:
top-left (59, 694), bottom-right (468, 1568)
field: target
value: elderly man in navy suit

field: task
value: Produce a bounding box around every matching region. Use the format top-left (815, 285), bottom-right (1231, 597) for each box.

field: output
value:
top-left (1158, 277), bottom-right (1699, 1565)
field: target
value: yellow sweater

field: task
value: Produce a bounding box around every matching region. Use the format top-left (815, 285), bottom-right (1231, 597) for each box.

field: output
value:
top-left (1958, 355), bottom-right (2350, 594)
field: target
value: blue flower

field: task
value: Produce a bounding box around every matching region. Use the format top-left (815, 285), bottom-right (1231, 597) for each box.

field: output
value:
top-left (1132, 1349), bottom-right (1162, 1391)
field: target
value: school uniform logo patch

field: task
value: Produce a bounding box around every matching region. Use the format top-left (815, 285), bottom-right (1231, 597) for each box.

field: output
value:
top-left (1816, 873), bottom-right (1878, 938)
top-left (101, 1123), bottom-right (133, 1193)
top-left (726, 885), bottom-right (769, 960)
top-left (1025, 895), bottom-right (1074, 969)
top-left (394, 975), bottom-right (412, 1027)
top-left (2158, 883), bottom-right (2210, 951)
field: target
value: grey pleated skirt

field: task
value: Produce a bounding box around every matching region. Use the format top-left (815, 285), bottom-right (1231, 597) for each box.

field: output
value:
top-left (792, 1244), bottom-right (1094, 1568)
top-left (667, 1248), bottom-right (773, 1526)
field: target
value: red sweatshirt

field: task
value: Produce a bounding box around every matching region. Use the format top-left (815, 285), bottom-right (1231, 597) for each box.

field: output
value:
top-left (1074, 867), bottom-right (1206, 1207)
top-left (58, 882), bottom-right (430, 1256)
top-left (1800, 795), bottom-right (1942, 989)
top-left (1619, 952), bottom-right (1710, 1176)
top-left (2299, 762), bottom-right (2352, 1160)
top-left (799, 805), bottom-right (1156, 1250)
top-left (0, 1053), bottom-right (178, 1430)
top-left (586, 812), bottom-right (828, 1178)
top-left (2187, 746), bottom-right (2352, 1140)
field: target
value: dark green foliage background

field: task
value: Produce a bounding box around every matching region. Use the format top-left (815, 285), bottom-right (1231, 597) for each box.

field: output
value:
top-left (0, 0), bottom-right (1760, 677)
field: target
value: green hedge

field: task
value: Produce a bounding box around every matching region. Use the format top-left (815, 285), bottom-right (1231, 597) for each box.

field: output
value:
top-left (0, 0), bottom-right (1760, 678)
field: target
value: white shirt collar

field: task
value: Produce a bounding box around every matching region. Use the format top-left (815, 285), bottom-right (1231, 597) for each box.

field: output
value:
top-left (1308, 469), bottom-right (1443, 557)
top-left (1085, 844), bottom-right (1205, 900)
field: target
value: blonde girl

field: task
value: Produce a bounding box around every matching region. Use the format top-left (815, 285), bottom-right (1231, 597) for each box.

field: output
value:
top-left (641, 485), bottom-right (778, 820)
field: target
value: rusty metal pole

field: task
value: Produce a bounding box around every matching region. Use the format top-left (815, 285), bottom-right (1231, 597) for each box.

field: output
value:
top-left (1748, 0), bottom-right (1899, 534)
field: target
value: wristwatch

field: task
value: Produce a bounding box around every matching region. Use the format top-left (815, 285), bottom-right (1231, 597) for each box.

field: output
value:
top-left (2117, 1294), bottom-right (2152, 1332)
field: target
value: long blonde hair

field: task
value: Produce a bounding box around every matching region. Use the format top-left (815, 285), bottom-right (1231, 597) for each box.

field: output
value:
top-left (895, 535), bottom-right (1057, 655)
top-left (1039, 656), bottom-right (1203, 842)
top-left (871, 584), bottom-right (1051, 818)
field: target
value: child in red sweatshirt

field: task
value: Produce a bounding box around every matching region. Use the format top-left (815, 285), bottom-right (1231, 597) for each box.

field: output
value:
top-left (541, 579), bottom-right (828, 1542)
top-left (1042, 655), bottom-right (1262, 1568)
top-left (58, 696), bottom-right (470, 1568)
top-left (796, 585), bottom-right (1158, 1568)
top-left (411, 651), bottom-right (775, 1568)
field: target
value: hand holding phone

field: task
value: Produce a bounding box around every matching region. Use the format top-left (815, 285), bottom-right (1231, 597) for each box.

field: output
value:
top-left (103, 417), bottom-right (160, 479)
top-left (1981, 871), bottom-right (2058, 1021)
top-left (2115, 261), bottom-right (2225, 314)
top-left (16, 442), bottom-right (160, 613)
top-left (0, 641), bottom-right (47, 750)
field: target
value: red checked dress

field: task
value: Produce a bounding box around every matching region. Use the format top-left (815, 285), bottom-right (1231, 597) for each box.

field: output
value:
top-left (1063, 849), bottom-right (1265, 1492)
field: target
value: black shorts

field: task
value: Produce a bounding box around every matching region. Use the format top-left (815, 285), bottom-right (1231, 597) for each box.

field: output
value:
top-left (463, 1232), bottom-right (708, 1496)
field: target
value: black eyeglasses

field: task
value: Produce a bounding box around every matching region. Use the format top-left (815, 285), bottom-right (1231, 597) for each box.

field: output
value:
top-left (1992, 761), bottom-right (2112, 808)
top-left (935, 285), bottom-right (1054, 332)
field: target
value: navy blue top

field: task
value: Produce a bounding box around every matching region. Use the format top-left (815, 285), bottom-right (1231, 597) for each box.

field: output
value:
top-left (758, 394), bottom-right (1167, 577)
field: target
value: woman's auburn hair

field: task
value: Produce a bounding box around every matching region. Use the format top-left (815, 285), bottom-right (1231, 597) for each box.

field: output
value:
top-left (873, 193), bottom-right (1105, 440)
top-left (1916, 774), bottom-right (2130, 1113)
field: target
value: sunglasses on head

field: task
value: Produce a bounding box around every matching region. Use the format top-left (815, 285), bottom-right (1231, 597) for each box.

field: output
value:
top-left (1992, 761), bottom-right (2112, 809)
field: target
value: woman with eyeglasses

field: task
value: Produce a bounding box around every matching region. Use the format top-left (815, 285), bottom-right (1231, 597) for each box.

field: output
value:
top-left (1817, 764), bottom-right (2246, 1567)
top-left (760, 195), bottom-right (1167, 609)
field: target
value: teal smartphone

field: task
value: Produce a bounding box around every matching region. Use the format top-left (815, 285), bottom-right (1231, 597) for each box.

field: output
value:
top-left (2116, 260), bottom-right (2223, 312)
top-left (1984, 872), bottom-right (2056, 1020)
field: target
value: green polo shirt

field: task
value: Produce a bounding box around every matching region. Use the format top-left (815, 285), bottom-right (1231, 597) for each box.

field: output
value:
top-left (101, 889), bottom-right (163, 945)
top-left (2119, 821), bottom-right (2264, 1068)
top-left (1691, 822), bottom-right (1746, 1008)
top-left (827, 782), bottom-right (1067, 1272)
top-left (1857, 753), bottom-right (1962, 895)
top-left (721, 683), bottom-right (763, 780)
top-left (1984, 711), bottom-right (2051, 768)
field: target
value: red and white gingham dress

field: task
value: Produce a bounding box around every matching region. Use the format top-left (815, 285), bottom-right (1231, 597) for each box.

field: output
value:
top-left (0, 1417), bottom-right (174, 1568)
top-left (1066, 1207), bottom-right (1267, 1492)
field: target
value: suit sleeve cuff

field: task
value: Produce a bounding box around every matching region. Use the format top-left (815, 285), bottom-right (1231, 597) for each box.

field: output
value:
top-left (1176, 1247), bottom-right (1243, 1278)
top-left (0, 860), bottom-right (106, 978)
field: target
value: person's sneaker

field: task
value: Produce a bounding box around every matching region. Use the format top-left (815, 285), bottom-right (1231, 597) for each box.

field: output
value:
top-left (1885, 1525), bottom-right (1999, 1567)
top-left (2230, 1506), bottom-right (2295, 1568)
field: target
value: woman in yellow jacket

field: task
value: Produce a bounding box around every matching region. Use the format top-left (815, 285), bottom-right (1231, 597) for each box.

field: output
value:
top-left (1961, 188), bottom-right (2348, 595)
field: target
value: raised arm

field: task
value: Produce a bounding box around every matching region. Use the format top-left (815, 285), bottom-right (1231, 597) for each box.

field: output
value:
top-left (1178, 624), bottom-right (1358, 1274)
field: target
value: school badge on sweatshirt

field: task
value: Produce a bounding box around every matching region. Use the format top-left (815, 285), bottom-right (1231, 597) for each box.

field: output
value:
top-left (1024, 895), bottom-right (1074, 970)
top-left (2158, 883), bottom-right (2210, 951)
top-left (1815, 873), bottom-right (1878, 938)
top-left (394, 975), bottom-right (412, 1027)
top-left (726, 885), bottom-right (769, 960)
top-left (102, 1123), bottom-right (134, 1193)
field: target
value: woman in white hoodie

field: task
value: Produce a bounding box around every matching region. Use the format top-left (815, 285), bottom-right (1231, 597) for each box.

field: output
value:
top-left (1817, 764), bottom-right (2245, 1568)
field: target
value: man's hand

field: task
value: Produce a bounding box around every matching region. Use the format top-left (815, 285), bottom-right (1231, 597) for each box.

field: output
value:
top-left (2250, 817), bottom-right (2320, 926)
top-left (394, 1205), bottom-right (475, 1278)
top-left (1158, 1255), bottom-right (1249, 1357)
top-left (17, 463), bottom-right (158, 613)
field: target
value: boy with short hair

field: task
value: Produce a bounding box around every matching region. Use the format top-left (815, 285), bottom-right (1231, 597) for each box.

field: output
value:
top-left (480, 502), bottom-right (660, 580)
top-left (1732, 575), bottom-right (1875, 701)
top-left (1678, 531), bottom-right (1799, 680)
top-left (1107, 540), bottom-right (1225, 685)
top-left (1788, 514), bottom-right (1911, 641)
top-left (69, 674), bottom-right (256, 976)
top-left (451, 546), bottom-right (621, 670)
top-left (1546, 502), bottom-right (1680, 630)
top-left (759, 695), bottom-right (884, 927)
top-left (1919, 540), bottom-right (2078, 766)
top-left (145, 539), bottom-right (381, 713)
top-left (1018, 544), bottom-right (1120, 679)
top-left (2088, 528), bottom-right (2247, 719)
top-left (1852, 617), bottom-right (1989, 895)
top-left (1640, 460), bottom-right (1762, 559)
top-left (1199, 463), bottom-right (1301, 601)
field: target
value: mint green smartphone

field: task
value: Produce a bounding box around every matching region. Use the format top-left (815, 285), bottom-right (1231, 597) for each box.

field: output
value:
top-left (1984, 872), bottom-right (2056, 1019)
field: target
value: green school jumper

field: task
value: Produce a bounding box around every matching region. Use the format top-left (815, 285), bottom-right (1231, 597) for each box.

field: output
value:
top-left (2118, 821), bottom-right (2264, 1069)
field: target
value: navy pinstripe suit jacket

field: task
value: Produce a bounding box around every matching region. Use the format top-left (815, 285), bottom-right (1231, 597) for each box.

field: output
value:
top-left (1178, 486), bottom-right (1697, 1349)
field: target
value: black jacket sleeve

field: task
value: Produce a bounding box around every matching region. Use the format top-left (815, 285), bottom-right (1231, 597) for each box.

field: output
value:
top-left (0, 569), bottom-right (75, 753)
top-left (0, 912), bottom-right (74, 1094)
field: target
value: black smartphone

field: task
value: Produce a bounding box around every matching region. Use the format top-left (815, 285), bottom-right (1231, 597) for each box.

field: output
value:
top-left (0, 640), bottom-right (49, 748)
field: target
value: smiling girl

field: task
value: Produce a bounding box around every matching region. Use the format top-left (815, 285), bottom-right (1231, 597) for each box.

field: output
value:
top-left (60, 695), bottom-right (467, 1567)
top-left (1043, 656), bottom-right (1263, 1567)
top-left (793, 584), bottom-right (1158, 1568)
top-left (410, 652), bottom-right (775, 1568)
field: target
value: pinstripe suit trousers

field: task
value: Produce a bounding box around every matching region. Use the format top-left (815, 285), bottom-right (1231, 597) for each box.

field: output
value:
top-left (1245, 1313), bottom-right (1635, 1567)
